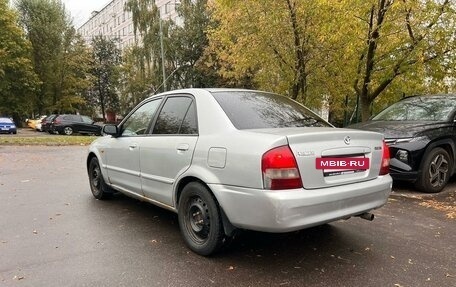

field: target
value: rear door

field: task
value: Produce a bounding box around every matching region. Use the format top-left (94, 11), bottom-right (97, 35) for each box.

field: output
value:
top-left (140, 95), bottom-right (198, 206)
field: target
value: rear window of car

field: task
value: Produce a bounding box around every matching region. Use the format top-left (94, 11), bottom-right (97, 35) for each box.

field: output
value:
top-left (211, 91), bottom-right (331, 130)
top-left (373, 96), bottom-right (456, 121)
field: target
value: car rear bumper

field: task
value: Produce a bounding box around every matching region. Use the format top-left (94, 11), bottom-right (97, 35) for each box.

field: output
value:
top-left (209, 175), bottom-right (392, 233)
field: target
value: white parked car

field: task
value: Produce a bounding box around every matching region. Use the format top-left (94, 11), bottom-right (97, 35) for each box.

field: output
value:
top-left (87, 89), bottom-right (392, 255)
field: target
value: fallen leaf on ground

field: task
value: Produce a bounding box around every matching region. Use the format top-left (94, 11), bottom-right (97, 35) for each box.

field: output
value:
top-left (32, 230), bottom-right (38, 234)
top-left (13, 276), bottom-right (24, 280)
top-left (419, 199), bottom-right (456, 219)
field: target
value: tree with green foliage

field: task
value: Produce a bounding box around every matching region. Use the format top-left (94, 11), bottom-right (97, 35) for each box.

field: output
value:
top-left (90, 35), bottom-right (122, 121)
top-left (0, 0), bottom-right (38, 124)
top-left (16, 0), bottom-right (92, 116)
top-left (168, 0), bottom-right (221, 88)
top-left (125, 0), bottom-right (171, 93)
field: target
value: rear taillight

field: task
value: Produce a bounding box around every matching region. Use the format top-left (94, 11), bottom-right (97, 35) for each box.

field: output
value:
top-left (380, 140), bottom-right (390, 175)
top-left (261, 145), bottom-right (302, 190)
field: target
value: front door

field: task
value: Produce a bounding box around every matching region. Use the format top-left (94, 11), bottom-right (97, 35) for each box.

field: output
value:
top-left (104, 98), bottom-right (163, 195)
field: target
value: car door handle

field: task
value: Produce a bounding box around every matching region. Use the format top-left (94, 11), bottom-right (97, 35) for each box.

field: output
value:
top-left (176, 143), bottom-right (190, 152)
top-left (129, 143), bottom-right (138, 150)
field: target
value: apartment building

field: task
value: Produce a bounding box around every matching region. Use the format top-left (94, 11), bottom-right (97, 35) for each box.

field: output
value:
top-left (77, 0), bottom-right (181, 50)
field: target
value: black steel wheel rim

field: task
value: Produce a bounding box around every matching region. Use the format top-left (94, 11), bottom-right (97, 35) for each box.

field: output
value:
top-left (184, 196), bottom-right (211, 244)
top-left (91, 164), bottom-right (101, 193)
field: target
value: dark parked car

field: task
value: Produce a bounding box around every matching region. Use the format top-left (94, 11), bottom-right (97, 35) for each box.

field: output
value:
top-left (349, 94), bottom-right (456, 193)
top-left (41, 114), bottom-right (57, 133)
top-left (0, 117), bottom-right (17, 134)
top-left (50, 114), bottom-right (101, 136)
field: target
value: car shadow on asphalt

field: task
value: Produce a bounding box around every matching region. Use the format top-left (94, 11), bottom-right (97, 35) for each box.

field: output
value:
top-left (91, 192), bottom-right (377, 265)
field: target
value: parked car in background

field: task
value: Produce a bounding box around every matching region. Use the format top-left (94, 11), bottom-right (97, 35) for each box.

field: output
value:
top-left (26, 115), bottom-right (46, 130)
top-left (0, 117), bottom-right (17, 134)
top-left (349, 94), bottom-right (456, 193)
top-left (87, 88), bottom-right (392, 256)
top-left (50, 114), bottom-right (101, 135)
top-left (41, 114), bottom-right (57, 133)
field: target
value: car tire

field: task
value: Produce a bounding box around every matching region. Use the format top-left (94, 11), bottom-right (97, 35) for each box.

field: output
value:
top-left (63, 126), bottom-right (73, 135)
top-left (178, 182), bottom-right (225, 256)
top-left (88, 157), bottom-right (112, 200)
top-left (415, 147), bottom-right (452, 193)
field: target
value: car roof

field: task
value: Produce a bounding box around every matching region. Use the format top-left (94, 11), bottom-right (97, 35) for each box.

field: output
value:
top-left (0, 117), bottom-right (13, 122)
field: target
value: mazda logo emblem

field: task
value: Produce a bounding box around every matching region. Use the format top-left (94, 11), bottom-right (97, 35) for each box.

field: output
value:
top-left (344, 136), bottom-right (351, 145)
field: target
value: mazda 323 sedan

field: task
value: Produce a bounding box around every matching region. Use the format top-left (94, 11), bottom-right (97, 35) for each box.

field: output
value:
top-left (87, 89), bottom-right (392, 255)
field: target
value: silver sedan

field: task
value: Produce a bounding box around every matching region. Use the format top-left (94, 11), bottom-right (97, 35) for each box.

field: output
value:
top-left (87, 89), bottom-right (392, 256)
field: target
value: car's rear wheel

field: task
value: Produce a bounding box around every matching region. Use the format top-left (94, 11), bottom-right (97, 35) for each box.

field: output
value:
top-left (415, 147), bottom-right (452, 193)
top-left (63, 126), bottom-right (74, 135)
top-left (88, 157), bottom-right (112, 199)
top-left (178, 182), bottom-right (225, 256)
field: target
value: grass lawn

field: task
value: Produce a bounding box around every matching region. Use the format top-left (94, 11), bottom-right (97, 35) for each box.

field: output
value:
top-left (0, 135), bottom-right (98, 146)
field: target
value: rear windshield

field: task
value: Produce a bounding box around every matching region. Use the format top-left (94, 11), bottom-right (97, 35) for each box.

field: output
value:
top-left (373, 96), bottom-right (456, 121)
top-left (211, 91), bottom-right (331, 129)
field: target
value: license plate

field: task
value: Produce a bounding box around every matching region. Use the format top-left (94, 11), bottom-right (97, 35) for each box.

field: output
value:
top-left (1, 128), bottom-right (9, 130)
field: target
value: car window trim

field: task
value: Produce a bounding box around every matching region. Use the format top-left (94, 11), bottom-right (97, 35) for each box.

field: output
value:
top-left (118, 97), bottom-right (164, 137)
top-left (149, 94), bottom-right (199, 136)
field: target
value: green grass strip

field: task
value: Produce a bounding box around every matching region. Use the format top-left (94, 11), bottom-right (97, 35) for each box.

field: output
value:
top-left (0, 135), bottom-right (98, 146)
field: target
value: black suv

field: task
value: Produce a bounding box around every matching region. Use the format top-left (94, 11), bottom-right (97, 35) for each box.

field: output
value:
top-left (350, 94), bottom-right (456, 193)
top-left (50, 114), bottom-right (101, 136)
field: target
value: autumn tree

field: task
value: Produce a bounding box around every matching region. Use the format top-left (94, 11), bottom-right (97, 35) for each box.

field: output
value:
top-left (207, 0), bottom-right (332, 107)
top-left (90, 36), bottom-right (122, 121)
top-left (344, 0), bottom-right (456, 121)
top-left (0, 0), bottom-right (38, 123)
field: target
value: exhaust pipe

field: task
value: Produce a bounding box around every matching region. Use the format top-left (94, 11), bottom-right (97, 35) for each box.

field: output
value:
top-left (357, 212), bottom-right (375, 221)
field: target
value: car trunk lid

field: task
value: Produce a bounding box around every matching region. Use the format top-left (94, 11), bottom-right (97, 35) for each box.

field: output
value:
top-left (250, 128), bottom-right (385, 189)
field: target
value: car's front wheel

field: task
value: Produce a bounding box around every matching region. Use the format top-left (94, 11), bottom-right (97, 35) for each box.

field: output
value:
top-left (178, 182), bottom-right (225, 256)
top-left (88, 157), bottom-right (112, 199)
top-left (63, 126), bottom-right (73, 135)
top-left (415, 147), bottom-right (452, 193)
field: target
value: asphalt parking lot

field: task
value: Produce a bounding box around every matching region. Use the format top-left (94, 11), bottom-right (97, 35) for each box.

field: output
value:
top-left (0, 145), bottom-right (455, 287)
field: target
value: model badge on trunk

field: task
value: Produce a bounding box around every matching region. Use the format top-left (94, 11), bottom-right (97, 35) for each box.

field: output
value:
top-left (344, 136), bottom-right (351, 145)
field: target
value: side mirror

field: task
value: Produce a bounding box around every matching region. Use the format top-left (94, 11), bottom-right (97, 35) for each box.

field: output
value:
top-left (103, 124), bottom-right (119, 137)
